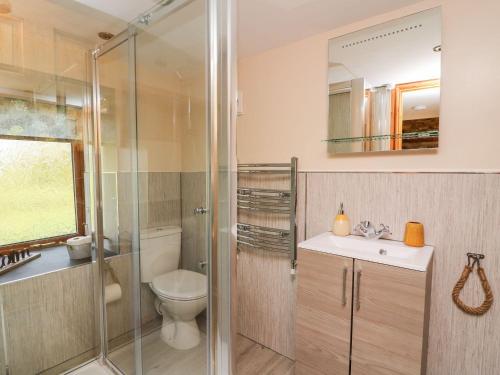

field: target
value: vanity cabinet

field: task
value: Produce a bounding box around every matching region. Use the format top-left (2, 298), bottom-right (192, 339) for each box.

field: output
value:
top-left (296, 249), bottom-right (431, 375)
top-left (296, 249), bottom-right (353, 375)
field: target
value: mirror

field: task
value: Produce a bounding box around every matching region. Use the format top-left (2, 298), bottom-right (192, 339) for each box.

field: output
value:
top-left (327, 8), bottom-right (441, 153)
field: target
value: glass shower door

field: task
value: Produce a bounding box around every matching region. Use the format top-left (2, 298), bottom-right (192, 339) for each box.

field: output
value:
top-left (94, 34), bottom-right (144, 374)
top-left (94, 0), bottom-right (212, 374)
top-left (134, 1), bottom-right (209, 373)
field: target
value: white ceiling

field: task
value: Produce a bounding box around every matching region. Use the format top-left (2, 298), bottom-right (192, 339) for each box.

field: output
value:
top-left (237, 0), bottom-right (424, 58)
top-left (328, 8), bottom-right (441, 87)
top-left (75, 0), bottom-right (426, 58)
top-left (403, 87), bottom-right (440, 120)
top-left (74, 0), bottom-right (206, 69)
top-left (10, 0), bottom-right (127, 43)
top-left (5, 0), bottom-right (433, 75)
top-left (75, 0), bottom-right (158, 24)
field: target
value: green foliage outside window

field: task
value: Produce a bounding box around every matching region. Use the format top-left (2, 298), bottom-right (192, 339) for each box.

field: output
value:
top-left (0, 139), bottom-right (77, 246)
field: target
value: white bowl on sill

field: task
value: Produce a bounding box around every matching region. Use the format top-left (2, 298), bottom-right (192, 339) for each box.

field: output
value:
top-left (66, 235), bottom-right (92, 260)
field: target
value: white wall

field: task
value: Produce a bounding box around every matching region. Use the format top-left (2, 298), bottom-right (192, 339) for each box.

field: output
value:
top-left (236, 0), bottom-right (500, 172)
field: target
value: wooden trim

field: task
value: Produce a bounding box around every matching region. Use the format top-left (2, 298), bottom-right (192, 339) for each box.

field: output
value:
top-left (393, 79), bottom-right (440, 150)
top-left (0, 235), bottom-right (77, 255)
top-left (72, 141), bottom-right (86, 236)
top-left (0, 134), bottom-right (76, 143)
top-left (390, 88), bottom-right (396, 150)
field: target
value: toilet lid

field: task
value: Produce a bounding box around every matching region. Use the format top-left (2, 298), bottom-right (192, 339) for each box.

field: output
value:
top-left (151, 270), bottom-right (207, 301)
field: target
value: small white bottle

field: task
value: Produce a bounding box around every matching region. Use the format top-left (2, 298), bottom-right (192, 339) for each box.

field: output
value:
top-left (332, 202), bottom-right (350, 237)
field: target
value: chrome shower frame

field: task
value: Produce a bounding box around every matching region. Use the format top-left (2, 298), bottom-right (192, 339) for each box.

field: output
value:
top-left (89, 0), bottom-right (236, 374)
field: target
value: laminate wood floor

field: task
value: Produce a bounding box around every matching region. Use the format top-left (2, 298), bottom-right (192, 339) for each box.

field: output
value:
top-left (101, 330), bottom-right (294, 375)
top-left (236, 335), bottom-right (295, 375)
top-left (108, 329), bottom-right (207, 374)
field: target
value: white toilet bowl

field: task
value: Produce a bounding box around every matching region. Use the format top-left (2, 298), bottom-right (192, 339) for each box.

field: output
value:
top-left (150, 269), bottom-right (207, 350)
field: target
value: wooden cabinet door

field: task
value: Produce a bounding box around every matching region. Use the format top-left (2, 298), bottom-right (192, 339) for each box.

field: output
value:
top-left (296, 249), bottom-right (353, 375)
top-left (351, 260), bottom-right (429, 375)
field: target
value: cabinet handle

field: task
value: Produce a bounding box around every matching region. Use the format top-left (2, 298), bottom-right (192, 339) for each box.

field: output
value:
top-left (342, 267), bottom-right (348, 306)
top-left (356, 270), bottom-right (362, 311)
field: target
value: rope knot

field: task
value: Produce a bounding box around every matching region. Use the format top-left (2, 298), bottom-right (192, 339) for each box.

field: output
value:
top-left (452, 253), bottom-right (493, 316)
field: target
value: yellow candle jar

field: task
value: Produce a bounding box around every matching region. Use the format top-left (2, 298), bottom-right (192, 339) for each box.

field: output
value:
top-left (404, 221), bottom-right (425, 247)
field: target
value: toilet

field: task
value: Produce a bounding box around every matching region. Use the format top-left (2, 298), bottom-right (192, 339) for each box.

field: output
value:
top-left (140, 226), bottom-right (207, 350)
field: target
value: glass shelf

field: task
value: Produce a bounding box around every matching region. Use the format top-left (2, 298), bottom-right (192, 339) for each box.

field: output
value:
top-left (324, 130), bottom-right (439, 144)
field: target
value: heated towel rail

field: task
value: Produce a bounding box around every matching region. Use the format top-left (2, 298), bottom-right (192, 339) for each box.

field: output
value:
top-left (237, 157), bottom-right (298, 273)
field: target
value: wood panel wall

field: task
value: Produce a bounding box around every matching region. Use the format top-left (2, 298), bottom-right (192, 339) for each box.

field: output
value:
top-left (0, 264), bottom-right (96, 375)
top-left (181, 172), bottom-right (208, 273)
top-left (0, 253), bottom-right (161, 375)
top-left (236, 172), bottom-right (305, 360)
top-left (305, 172), bottom-right (500, 375)
top-left (105, 253), bottom-right (159, 345)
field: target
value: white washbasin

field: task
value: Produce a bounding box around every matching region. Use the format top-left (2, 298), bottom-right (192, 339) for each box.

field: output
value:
top-left (298, 232), bottom-right (433, 271)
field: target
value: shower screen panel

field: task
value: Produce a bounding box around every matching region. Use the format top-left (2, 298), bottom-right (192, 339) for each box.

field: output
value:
top-left (94, 36), bottom-right (143, 374)
top-left (134, 0), bottom-right (210, 373)
top-left (93, 0), bottom-right (214, 374)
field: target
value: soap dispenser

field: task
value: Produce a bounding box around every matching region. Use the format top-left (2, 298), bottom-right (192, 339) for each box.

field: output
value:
top-left (332, 202), bottom-right (350, 236)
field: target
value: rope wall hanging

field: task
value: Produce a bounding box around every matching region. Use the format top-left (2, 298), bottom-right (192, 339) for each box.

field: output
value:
top-left (452, 253), bottom-right (494, 316)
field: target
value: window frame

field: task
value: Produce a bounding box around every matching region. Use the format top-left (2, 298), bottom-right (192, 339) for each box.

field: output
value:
top-left (393, 79), bottom-right (440, 150)
top-left (0, 134), bottom-right (86, 254)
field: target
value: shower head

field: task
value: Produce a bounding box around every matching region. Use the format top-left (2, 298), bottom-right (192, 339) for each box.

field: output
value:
top-left (98, 32), bottom-right (114, 41)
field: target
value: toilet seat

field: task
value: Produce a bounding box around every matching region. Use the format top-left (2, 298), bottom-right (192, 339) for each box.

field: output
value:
top-left (151, 269), bottom-right (207, 301)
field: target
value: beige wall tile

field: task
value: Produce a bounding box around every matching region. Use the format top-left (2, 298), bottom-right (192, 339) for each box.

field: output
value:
top-left (0, 264), bottom-right (96, 374)
top-left (236, 171), bottom-right (305, 359)
top-left (305, 172), bottom-right (500, 375)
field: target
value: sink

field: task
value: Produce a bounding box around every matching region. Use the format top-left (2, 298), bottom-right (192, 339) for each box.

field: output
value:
top-left (298, 232), bottom-right (433, 271)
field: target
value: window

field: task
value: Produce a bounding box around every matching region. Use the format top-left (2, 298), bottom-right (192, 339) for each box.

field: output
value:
top-left (0, 97), bottom-right (86, 252)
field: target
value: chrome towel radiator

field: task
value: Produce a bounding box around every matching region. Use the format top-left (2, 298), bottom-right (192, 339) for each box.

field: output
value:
top-left (237, 157), bottom-right (298, 273)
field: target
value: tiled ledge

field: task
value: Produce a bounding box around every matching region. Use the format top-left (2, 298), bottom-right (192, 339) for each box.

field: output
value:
top-left (0, 246), bottom-right (92, 285)
top-left (0, 246), bottom-right (118, 285)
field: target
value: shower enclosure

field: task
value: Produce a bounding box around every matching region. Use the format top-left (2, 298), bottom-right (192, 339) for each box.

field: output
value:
top-left (0, 0), bottom-right (234, 373)
top-left (91, 0), bottom-right (235, 374)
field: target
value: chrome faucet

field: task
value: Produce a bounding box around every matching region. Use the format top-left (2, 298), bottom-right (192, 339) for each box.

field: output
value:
top-left (353, 221), bottom-right (391, 240)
